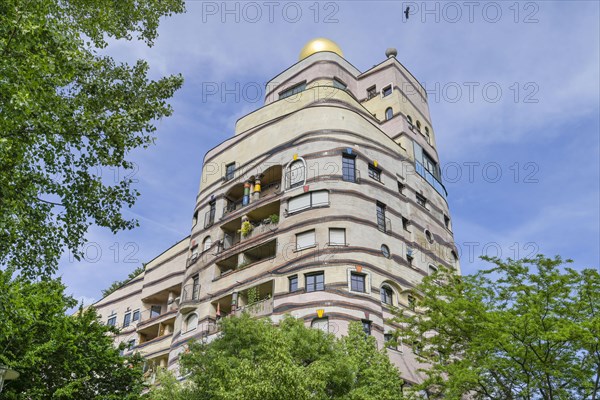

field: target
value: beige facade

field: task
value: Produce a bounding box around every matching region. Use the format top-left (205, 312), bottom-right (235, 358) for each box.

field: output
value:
top-left (93, 40), bottom-right (459, 385)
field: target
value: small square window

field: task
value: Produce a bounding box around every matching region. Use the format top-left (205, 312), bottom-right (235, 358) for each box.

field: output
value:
top-left (296, 230), bottom-right (316, 251)
top-left (368, 164), bottom-right (381, 181)
top-left (350, 272), bottom-right (366, 293)
top-left (416, 193), bottom-right (427, 208)
top-left (132, 310), bottom-right (140, 322)
top-left (107, 316), bottom-right (116, 326)
top-left (150, 305), bottom-right (161, 318)
top-left (367, 85), bottom-right (377, 99)
top-left (329, 228), bottom-right (346, 246)
top-left (306, 272), bottom-right (325, 292)
top-left (289, 275), bottom-right (298, 292)
top-left (382, 85), bottom-right (392, 97)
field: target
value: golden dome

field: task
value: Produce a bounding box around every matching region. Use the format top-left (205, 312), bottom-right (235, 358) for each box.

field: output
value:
top-left (299, 38), bottom-right (343, 61)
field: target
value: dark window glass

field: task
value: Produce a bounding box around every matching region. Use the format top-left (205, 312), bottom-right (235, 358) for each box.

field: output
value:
top-left (385, 107), bottom-right (393, 120)
top-left (444, 215), bottom-right (451, 230)
top-left (333, 78), bottom-right (346, 90)
top-left (362, 320), bottom-right (372, 335)
top-left (408, 295), bottom-right (416, 310)
top-left (351, 273), bottom-right (366, 293)
top-left (225, 163), bottom-right (236, 181)
top-left (381, 244), bottom-right (390, 258)
top-left (205, 201), bottom-right (216, 228)
top-left (306, 272), bottom-right (324, 292)
top-left (107, 316), bottom-right (116, 326)
top-left (280, 82), bottom-right (306, 99)
top-left (289, 275), bottom-right (298, 292)
top-left (382, 85), bottom-right (392, 97)
top-left (192, 275), bottom-right (200, 300)
top-left (397, 181), bottom-right (405, 195)
top-left (342, 154), bottom-right (356, 182)
top-left (381, 286), bottom-right (393, 304)
top-left (123, 312), bottom-right (131, 327)
top-left (127, 339), bottom-right (136, 350)
top-left (402, 217), bottom-right (410, 231)
top-left (368, 164), bottom-right (381, 181)
top-left (376, 202), bottom-right (386, 232)
top-left (132, 310), bottom-right (140, 322)
top-left (367, 85), bottom-right (377, 99)
top-left (416, 193), bottom-right (427, 208)
top-left (150, 305), bottom-right (161, 318)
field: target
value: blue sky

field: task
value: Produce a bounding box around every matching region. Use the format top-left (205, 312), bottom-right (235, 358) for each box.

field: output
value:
top-left (58, 1), bottom-right (600, 305)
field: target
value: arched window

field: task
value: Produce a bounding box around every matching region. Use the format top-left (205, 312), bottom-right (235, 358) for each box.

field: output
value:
top-left (203, 236), bottom-right (212, 251)
top-left (385, 107), bottom-right (393, 121)
top-left (380, 285), bottom-right (393, 305)
top-left (287, 159), bottom-right (306, 189)
top-left (380, 244), bottom-right (390, 258)
top-left (424, 229), bottom-right (434, 244)
top-left (428, 265), bottom-right (438, 275)
top-left (406, 115), bottom-right (413, 126)
top-left (416, 120), bottom-right (422, 132)
top-left (311, 317), bottom-right (329, 332)
top-left (184, 313), bottom-right (198, 333)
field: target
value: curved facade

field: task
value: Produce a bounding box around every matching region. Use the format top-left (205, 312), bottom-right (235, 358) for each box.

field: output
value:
top-left (94, 41), bottom-right (459, 386)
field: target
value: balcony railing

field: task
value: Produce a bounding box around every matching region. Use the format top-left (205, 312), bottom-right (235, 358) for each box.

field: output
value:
top-left (236, 297), bottom-right (273, 318)
top-left (222, 182), bottom-right (281, 217)
top-left (415, 161), bottom-right (448, 198)
top-left (342, 169), bottom-right (361, 184)
top-left (377, 216), bottom-right (392, 235)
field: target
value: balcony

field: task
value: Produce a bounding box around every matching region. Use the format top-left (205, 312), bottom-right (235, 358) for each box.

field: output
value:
top-left (415, 161), bottom-right (447, 198)
top-left (215, 239), bottom-right (277, 278)
top-left (180, 283), bottom-right (201, 313)
top-left (237, 297), bottom-right (274, 318)
top-left (222, 165), bottom-right (282, 218)
top-left (220, 201), bottom-right (280, 251)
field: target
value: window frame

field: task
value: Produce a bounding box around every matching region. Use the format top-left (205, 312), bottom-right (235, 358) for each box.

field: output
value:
top-left (342, 153), bottom-right (357, 183)
top-left (366, 85), bottom-right (377, 99)
top-left (382, 84), bottom-right (393, 97)
top-left (287, 159), bottom-right (306, 189)
top-left (225, 162), bottom-right (236, 181)
top-left (361, 319), bottom-right (372, 336)
top-left (381, 244), bottom-right (391, 258)
top-left (328, 228), bottom-right (346, 246)
top-left (385, 107), bottom-right (393, 121)
top-left (132, 309), bottom-right (140, 322)
top-left (150, 305), bottom-right (161, 319)
top-left (416, 193), bottom-right (427, 208)
top-left (333, 78), bottom-right (347, 90)
top-left (107, 315), bottom-right (117, 327)
top-left (288, 275), bottom-right (298, 292)
top-left (123, 312), bottom-right (131, 328)
top-left (305, 272), bottom-right (325, 292)
top-left (296, 229), bottom-right (316, 251)
top-left (287, 190), bottom-right (329, 214)
top-left (350, 272), bottom-right (367, 293)
top-left (381, 285), bottom-right (393, 305)
top-left (368, 164), bottom-right (382, 182)
top-left (279, 81), bottom-right (307, 99)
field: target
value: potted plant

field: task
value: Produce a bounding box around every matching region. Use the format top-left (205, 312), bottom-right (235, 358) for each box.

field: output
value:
top-left (238, 220), bottom-right (253, 237)
top-left (268, 214), bottom-right (279, 224)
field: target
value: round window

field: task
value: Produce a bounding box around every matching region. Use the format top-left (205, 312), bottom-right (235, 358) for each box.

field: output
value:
top-left (425, 229), bottom-right (434, 244)
top-left (381, 244), bottom-right (390, 258)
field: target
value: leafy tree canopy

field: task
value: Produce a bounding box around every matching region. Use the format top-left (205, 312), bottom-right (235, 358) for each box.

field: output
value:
top-left (391, 255), bottom-right (600, 400)
top-left (0, 268), bottom-right (145, 399)
top-left (0, 0), bottom-right (185, 279)
top-left (148, 313), bottom-right (405, 400)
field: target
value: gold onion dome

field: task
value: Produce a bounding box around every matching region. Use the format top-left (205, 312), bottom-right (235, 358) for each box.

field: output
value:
top-left (299, 38), bottom-right (343, 60)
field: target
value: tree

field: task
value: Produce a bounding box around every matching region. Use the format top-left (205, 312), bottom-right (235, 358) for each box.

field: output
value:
top-left (102, 264), bottom-right (146, 297)
top-left (147, 313), bottom-right (404, 400)
top-left (0, 0), bottom-right (185, 278)
top-left (390, 255), bottom-right (600, 400)
top-left (0, 268), bottom-right (145, 399)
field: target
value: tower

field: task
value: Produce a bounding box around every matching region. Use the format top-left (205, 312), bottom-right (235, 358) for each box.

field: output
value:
top-left (177, 38), bottom-right (459, 383)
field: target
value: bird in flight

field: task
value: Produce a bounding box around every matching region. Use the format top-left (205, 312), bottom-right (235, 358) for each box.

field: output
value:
top-left (404, 6), bottom-right (410, 20)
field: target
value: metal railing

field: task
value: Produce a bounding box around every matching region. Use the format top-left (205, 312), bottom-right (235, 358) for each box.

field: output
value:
top-left (415, 161), bottom-right (448, 198)
top-left (204, 208), bottom-right (216, 229)
top-left (342, 169), bottom-right (361, 184)
top-left (377, 216), bottom-right (392, 235)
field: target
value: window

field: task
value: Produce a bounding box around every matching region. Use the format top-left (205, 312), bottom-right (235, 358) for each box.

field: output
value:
top-left (425, 229), bottom-right (434, 244)
top-left (384, 333), bottom-right (396, 349)
top-left (150, 305), bottom-right (161, 319)
top-left (305, 272), bottom-right (324, 292)
top-left (407, 115), bottom-right (413, 126)
top-left (225, 162), bottom-right (236, 181)
top-left (311, 317), bottom-right (329, 332)
top-left (368, 164), bottom-right (381, 181)
top-left (381, 244), bottom-right (390, 258)
top-left (397, 181), bottom-right (405, 195)
top-left (402, 217), bottom-right (410, 231)
top-left (279, 82), bottom-right (306, 99)
top-left (329, 228), bottom-right (346, 246)
top-left (376, 202), bottom-right (387, 232)
top-left (444, 215), bottom-right (451, 230)
top-left (296, 229), bottom-right (316, 250)
top-left (382, 85), bottom-right (392, 97)
top-left (203, 236), bottom-right (212, 251)
top-left (127, 339), bottom-right (136, 350)
top-left (429, 265), bottom-right (438, 275)
top-left (416, 193), bottom-right (427, 208)
top-left (288, 275), bottom-right (298, 292)
top-left (192, 275), bottom-right (200, 300)
top-left (407, 294), bottom-right (416, 310)
top-left (416, 120), bottom-right (422, 132)
top-left (333, 78), bottom-right (346, 90)
top-left (424, 127), bottom-right (431, 143)
top-left (350, 272), bottom-right (366, 293)
top-left (287, 160), bottom-right (305, 189)
top-left (288, 190), bottom-right (329, 213)
top-left (342, 153), bottom-right (356, 182)
top-left (407, 248), bottom-right (414, 264)
top-left (107, 316), bottom-right (117, 326)
top-left (185, 313), bottom-right (198, 333)
top-left (204, 201), bottom-right (216, 228)
top-left (123, 312), bottom-right (131, 328)
top-left (192, 211), bottom-right (198, 227)
top-left (451, 250), bottom-right (458, 264)
top-left (132, 310), bottom-right (140, 322)
top-left (385, 107), bottom-right (393, 121)
top-left (367, 85), bottom-right (377, 99)
top-left (381, 286), bottom-right (393, 305)
top-left (361, 320), bottom-right (372, 335)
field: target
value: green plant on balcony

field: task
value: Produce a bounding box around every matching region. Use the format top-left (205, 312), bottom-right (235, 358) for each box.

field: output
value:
top-left (268, 214), bottom-right (279, 224)
top-left (238, 221), bottom-right (253, 237)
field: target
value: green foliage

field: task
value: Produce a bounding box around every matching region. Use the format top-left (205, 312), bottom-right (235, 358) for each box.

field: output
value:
top-left (102, 264), bottom-right (146, 297)
top-left (146, 314), bottom-right (404, 400)
top-left (268, 214), bottom-right (279, 224)
top-left (391, 255), bottom-right (600, 399)
top-left (0, 0), bottom-right (185, 278)
top-left (245, 286), bottom-right (260, 305)
top-left (0, 269), bottom-right (145, 399)
top-left (238, 220), bottom-right (254, 237)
